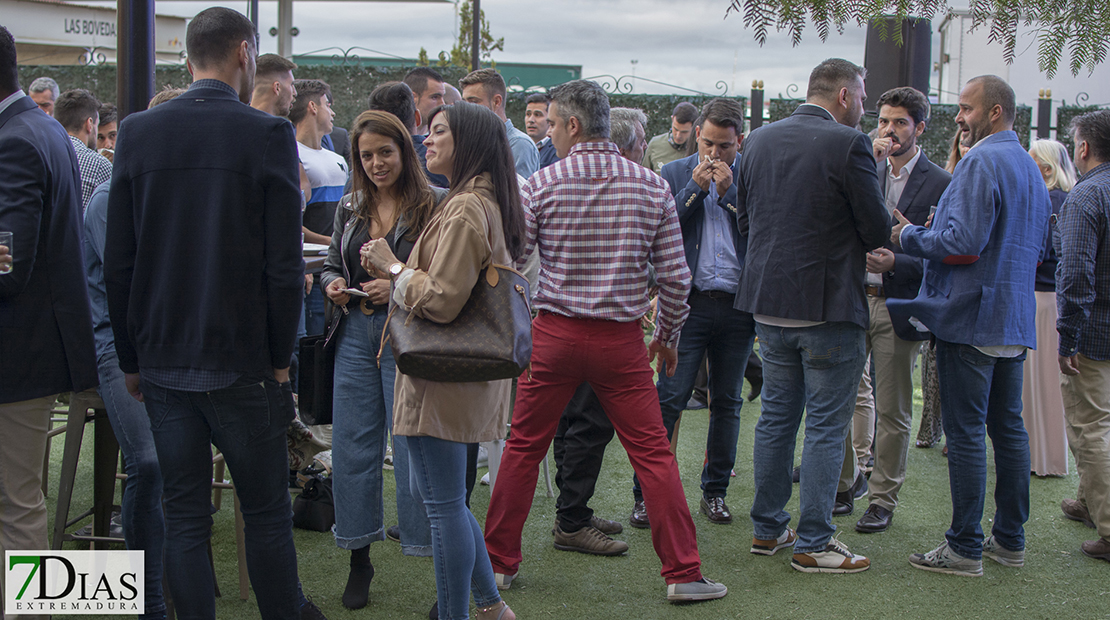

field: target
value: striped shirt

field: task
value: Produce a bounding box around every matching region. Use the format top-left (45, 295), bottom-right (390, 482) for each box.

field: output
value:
top-left (1057, 161), bottom-right (1110, 360)
top-left (520, 141), bottom-right (691, 348)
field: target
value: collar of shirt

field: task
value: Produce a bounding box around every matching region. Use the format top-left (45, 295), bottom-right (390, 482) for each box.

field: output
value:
top-left (566, 141), bottom-right (620, 158)
top-left (188, 78), bottom-right (240, 98)
top-left (1079, 161), bottom-right (1110, 183)
top-left (887, 146), bottom-right (922, 184)
top-left (538, 136), bottom-right (551, 148)
top-left (68, 133), bottom-right (93, 155)
top-left (0, 90), bottom-right (26, 117)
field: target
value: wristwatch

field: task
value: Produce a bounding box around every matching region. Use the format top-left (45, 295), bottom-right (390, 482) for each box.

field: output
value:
top-left (388, 262), bottom-right (406, 281)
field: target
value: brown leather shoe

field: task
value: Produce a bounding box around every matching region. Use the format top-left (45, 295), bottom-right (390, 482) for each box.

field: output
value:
top-left (1062, 498), bottom-right (1097, 528)
top-left (590, 515), bottom-right (624, 535)
top-left (700, 496), bottom-right (733, 524)
top-left (629, 499), bottom-right (650, 529)
top-left (1081, 538), bottom-right (1110, 562)
top-left (553, 524), bottom-right (629, 556)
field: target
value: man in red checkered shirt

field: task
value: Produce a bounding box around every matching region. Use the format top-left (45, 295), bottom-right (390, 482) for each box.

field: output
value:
top-left (483, 79), bottom-right (727, 603)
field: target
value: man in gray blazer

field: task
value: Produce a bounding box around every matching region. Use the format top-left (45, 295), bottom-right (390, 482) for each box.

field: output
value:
top-left (738, 58), bottom-right (891, 574)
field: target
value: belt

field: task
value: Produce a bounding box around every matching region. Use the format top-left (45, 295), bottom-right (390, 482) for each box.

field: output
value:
top-left (693, 288), bottom-right (735, 299)
top-left (347, 297), bottom-right (384, 315)
top-left (865, 285), bottom-right (884, 297)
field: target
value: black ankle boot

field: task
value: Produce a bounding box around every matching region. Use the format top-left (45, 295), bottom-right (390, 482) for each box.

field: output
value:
top-left (342, 546), bottom-right (374, 609)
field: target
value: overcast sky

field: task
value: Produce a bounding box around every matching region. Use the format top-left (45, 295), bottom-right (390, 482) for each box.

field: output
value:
top-left (92, 0), bottom-right (872, 96)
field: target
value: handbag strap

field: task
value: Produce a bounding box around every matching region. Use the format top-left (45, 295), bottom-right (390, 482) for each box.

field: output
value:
top-left (377, 304), bottom-right (399, 369)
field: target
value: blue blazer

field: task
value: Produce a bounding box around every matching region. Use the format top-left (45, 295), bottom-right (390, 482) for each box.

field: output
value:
top-left (0, 95), bottom-right (98, 403)
top-left (877, 151), bottom-right (951, 341)
top-left (888, 131), bottom-right (1050, 348)
top-left (735, 104), bottom-right (890, 329)
top-left (660, 152), bottom-right (745, 285)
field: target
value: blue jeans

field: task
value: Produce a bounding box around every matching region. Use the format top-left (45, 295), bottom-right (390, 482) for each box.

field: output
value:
top-left (331, 308), bottom-right (431, 555)
top-left (935, 339), bottom-right (1030, 559)
top-left (97, 352), bottom-right (165, 619)
top-left (141, 374), bottom-right (299, 620)
top-left (304, 279), bottom-right (326, 337)
top-left (403, 435), bottom-right (501, 620)
top-left (635, 294), bottom-right (755, 500)
top-left (750, 321), bottom-right (867, 553)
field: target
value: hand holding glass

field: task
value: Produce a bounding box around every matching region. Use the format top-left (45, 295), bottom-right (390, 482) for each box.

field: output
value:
top-left (0, 232), bottom-right (12, 274)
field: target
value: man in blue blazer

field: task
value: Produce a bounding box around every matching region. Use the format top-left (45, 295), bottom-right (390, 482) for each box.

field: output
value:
top-left (844, 88), bottom-right (952, 533)
top-left (104, 8), bottom-right (306, 618)
top-left (629, 98), bottom-right (754, 526)
top-left (0, 25), bottom-right (97, 616)
top-left (738, 59), bottom-right (890, 574)
top-left (891, 75), bottom-right (1050, 576)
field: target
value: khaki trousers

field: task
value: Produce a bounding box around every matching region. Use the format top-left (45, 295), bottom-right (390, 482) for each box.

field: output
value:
top-left (1061, 354), bottom-right (1110, 539)
top-left (840, 296), bottom-right (922, 510)
top-left (0, 394), bottom-right (54, 620)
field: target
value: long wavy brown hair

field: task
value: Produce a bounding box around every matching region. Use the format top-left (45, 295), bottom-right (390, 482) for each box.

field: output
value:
top-left (348, 110), bottom-right (436, 239)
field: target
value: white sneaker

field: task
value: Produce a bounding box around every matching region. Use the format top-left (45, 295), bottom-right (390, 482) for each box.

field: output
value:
top-left (751, 527), bottom-right (797, 556)
top-left (792, 537), bottom-right (870, 573)
top-left (480, 472), bottom-right (491, 486)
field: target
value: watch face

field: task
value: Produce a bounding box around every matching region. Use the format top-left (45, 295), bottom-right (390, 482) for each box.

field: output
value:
top-left (390, 263), bottom-right (404, 276)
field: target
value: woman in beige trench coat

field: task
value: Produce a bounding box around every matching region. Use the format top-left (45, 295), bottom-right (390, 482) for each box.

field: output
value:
top-left (361, 101), bottom-right (525, 620)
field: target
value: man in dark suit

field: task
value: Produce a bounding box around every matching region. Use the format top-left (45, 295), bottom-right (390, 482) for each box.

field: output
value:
top-left (104, 8), bottom-right (306, 619)
top-left (738, 58), bottom-right (890, 574)
top-left (628, 98), bottom-right (754, 527)
top-left (842, 87), bottom-right (952, 533)
top-left (0, 25), bottom-right (98, 618)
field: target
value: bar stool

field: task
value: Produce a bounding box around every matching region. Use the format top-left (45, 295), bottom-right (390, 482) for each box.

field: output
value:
top-left (51, 388), bottom-right (125, 550)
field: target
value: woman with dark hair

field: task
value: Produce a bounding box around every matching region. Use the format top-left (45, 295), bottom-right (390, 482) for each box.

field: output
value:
top-left (320, 110), bottom-right (439, 610)
top-left (362, 101), bottom-right (522, 620)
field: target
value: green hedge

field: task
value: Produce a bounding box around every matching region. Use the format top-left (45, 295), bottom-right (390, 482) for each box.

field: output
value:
top-left (19, 65), bottom-right (745, 143)
top-left (767, 99), bottom-right (1032, 168)
top-left (1054, 105), bottom-right (1101, 153)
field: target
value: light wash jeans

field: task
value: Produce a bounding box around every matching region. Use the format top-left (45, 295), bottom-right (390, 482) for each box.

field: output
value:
top-left (404, 435), bottom-right (502, 620)
top-left (97, 351), bottom-right (165, 619)
top-left (331, 308), bottom-right (431, 555)
top-left (750, 321), bottom-right (867, 553)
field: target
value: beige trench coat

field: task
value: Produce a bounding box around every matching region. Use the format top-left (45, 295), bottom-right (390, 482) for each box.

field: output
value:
top-left (391, 173), bottom-right (514, 443)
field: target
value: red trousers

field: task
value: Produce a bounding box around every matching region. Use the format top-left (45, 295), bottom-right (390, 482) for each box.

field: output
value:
top-left (483, 312), bottom-right (702, 584)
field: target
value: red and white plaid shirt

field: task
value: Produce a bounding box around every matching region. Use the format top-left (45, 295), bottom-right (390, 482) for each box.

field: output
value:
top-left (519, 141), bottom-right (691, 347)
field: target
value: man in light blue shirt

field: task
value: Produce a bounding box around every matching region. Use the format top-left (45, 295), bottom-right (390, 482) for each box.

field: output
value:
top-left (460, 68), bottom-right (539, 179)
top-left (629, 98), bottom-right (755, 528)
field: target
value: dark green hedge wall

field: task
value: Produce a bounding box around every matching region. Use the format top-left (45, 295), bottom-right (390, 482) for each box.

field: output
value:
top-left (19, 65), bottom-right (744, 143)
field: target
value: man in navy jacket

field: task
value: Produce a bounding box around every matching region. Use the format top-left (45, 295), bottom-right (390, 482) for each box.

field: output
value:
top-left (104, 8), bottom-right (305, 618)
top-left (738, 59), bottom-right (890, 574)
top-left (893, 75), bottom-right (1050, 576)
top-left (0, 27), bottom-right (97, 617)
top-left (844, 87), bottom-right (952, 532)
top-left (630, 98), bottom-right (754, 527)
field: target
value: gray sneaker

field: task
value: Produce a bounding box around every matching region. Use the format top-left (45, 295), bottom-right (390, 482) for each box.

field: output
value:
top-left (666, 578), bottom-right (728, 602)
top-left (909, 541), bottom-right (983, 577)
top-left (983, 536), bottom-right (1025, 567)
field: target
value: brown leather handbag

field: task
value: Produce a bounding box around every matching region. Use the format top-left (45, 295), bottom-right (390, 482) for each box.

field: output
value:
top-left (379, 264), bottom-right (532, 382)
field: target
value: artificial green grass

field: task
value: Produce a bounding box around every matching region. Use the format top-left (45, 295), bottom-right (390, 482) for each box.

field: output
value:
top-left (49, 382), bottom-right (1106, 620)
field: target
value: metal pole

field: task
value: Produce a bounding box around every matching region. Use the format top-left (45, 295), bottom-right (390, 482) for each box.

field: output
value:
top-left (278, 0), bottom-right (294, 58)
top-left (1037, 89), bottom-right (1052, 139)
top-left (116, 0), bottom-right (155, 122)
top-left (248, 0), bottom-right (260, 31)
top-left (749, 80), bottom-right (764, 131)
top-left (470, 0), bottom-right (480, 71)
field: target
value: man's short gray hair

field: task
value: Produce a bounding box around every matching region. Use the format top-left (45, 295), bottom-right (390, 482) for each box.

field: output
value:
top-left (29, 76), bottom-right (59, 99)
top-left (610, 107), bottom-right (647, 152)
top-left (548, 80), bottom-right (610, 140)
